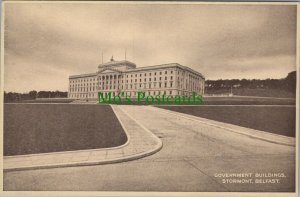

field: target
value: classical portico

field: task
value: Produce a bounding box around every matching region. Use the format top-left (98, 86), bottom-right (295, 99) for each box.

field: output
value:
top-left (68, 59), bottom-right (205, 99)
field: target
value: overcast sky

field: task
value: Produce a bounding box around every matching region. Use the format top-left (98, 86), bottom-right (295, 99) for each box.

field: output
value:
top-left (4, 3), bottom-right (297, 92)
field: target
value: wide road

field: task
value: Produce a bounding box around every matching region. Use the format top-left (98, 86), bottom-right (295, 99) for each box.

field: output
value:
top-left (4, 105), bottom-right (295, 192)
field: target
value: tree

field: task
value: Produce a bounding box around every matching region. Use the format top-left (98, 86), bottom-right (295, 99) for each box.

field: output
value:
top-left (29, 90), bottom-right (37, 99)
top-left (284, 71), bottom-right (296, 93)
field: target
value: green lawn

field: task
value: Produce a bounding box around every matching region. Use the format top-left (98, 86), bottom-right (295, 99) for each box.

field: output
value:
top-left (206, 88), bottom-right (295, 98)
top-left (4, 104), bottom-right (127, 156)
top-left (156, 106), bottom-right (296, 137)
top-left (202, 96), bottom-right (295, 105)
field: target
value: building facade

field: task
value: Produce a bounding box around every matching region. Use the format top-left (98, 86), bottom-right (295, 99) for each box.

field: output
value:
top-left (68, 58), bottom-right (205, 99)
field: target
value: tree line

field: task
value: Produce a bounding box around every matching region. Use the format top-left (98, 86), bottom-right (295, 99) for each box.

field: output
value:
top-left (3, 71), bottom-right (297, 102)
top-left (205, 71), bottom-right (296, 94)
top-left (4, 91), bottom-right (68, 102)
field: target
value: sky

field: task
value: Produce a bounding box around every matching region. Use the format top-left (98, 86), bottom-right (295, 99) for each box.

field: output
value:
top-left (3, 3), bottom-right (297, 92)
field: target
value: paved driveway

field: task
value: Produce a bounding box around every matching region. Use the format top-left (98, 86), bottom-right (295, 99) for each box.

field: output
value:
top-left (4, 105), bottom-right (295, 192)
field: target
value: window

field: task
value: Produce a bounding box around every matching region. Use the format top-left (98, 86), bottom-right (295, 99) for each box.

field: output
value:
top-left (155, 72), bottom-right (156, 75)
top-left (171, 76), bottom-right (173, 80)
top-left (165, 71), bottom-right (167, 74)
top-left (149, 78), bottom-right (151, 81)
top-left (154, 77), bottom-right (156, 81)
top-left (150, 73), bottom-right (152, 76)
top-left (160, 72), bottom-right (162, 75)
top-left (144, 73), bottom-right (146, 76)
top-left (165, 83), bottom-right (167, 87)
top-left (165, 76), bottom-right (167, 80)
top-left (171, 71), bottom-right (173, 74)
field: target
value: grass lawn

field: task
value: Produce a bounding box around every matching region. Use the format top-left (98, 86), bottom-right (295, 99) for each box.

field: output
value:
top-left (206, 88), bottom-right (295, 98)
top-left (156, 106), bottom-right (296, 137)
top-left (203, 96), bottom-right (295, 105)
top-left (4, 104), bottom-right (127, 156)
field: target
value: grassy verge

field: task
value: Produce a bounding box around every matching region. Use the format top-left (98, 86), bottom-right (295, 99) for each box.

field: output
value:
top-left (202, 96), bottom-right (295, 105)
top-left (206, 88), bottom-right (295, 98)
top-left (4, 104), bottom-right (127, 156)
top-left (156, 105), bottom-right (296, 137)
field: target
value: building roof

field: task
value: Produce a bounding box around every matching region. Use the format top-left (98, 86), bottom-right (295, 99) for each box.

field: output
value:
top-left (69, 72), bottom-right (97, 79)
top-left (98, 60), bottom-right (136, 68)
top-left (124, 63), bottom-right (205, 79)
top-left (69, 61), bottom-right (205, 79)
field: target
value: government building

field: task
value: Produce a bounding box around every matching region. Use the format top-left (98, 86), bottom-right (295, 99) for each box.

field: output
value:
top-left (68, 58), bottom-right (205, 99)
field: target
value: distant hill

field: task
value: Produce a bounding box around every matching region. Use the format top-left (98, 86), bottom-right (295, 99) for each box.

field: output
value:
top-left (205, 71), bottom-right (296, 98)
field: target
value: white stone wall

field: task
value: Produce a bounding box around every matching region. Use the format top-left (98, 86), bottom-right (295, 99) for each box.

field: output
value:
top-left (68, 76), bottom-right (97, 99)
top-left (68, 63), bottom-right (205, 99)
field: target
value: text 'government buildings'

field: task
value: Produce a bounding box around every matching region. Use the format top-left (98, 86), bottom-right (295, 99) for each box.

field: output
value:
top-left (68, 58), bottom-right (205, 99)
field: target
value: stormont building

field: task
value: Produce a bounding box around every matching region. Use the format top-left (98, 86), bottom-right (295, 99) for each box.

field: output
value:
top-left (68, 58), bottom-right (205, 99)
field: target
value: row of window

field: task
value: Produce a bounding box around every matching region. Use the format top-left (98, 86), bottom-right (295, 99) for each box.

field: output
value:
top-left (70, 76), bottom-right (176, 88)
top-left (69, 89), bottom-right (200, 98)
top-left (70, 80), bottom-right (204, 92)
top-left (98, 76), bottom-right (174, 83)
top-left (69, 93), bottom-right (96, 98)
top-left (120, 91), bottom-right (174, 97)
top-left (70, 82), bottom-right (203, 92)
top-left (70, 82), bottom-right (176, 92)
top-left (69, 70), bottom-right (174, 84)
top-left (70, 78), bottom-right (96, 83)
top-left (125, 70), bottom-right (171, 78)
top-left (70, 74), bottom-right (202, 87)
top-left (69, 90), bottom-right (174, 98)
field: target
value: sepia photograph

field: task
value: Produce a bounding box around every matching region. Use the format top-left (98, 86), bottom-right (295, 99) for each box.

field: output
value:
top-left (0, 1), bottom-right (298, 195)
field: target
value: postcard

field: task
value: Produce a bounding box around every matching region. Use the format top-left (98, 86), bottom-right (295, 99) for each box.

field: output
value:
top-left (0, 1), bottom-right (298, 196)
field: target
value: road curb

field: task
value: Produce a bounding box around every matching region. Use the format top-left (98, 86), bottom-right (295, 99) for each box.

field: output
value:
top-left (4, 105), bottom-right (163, 172)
